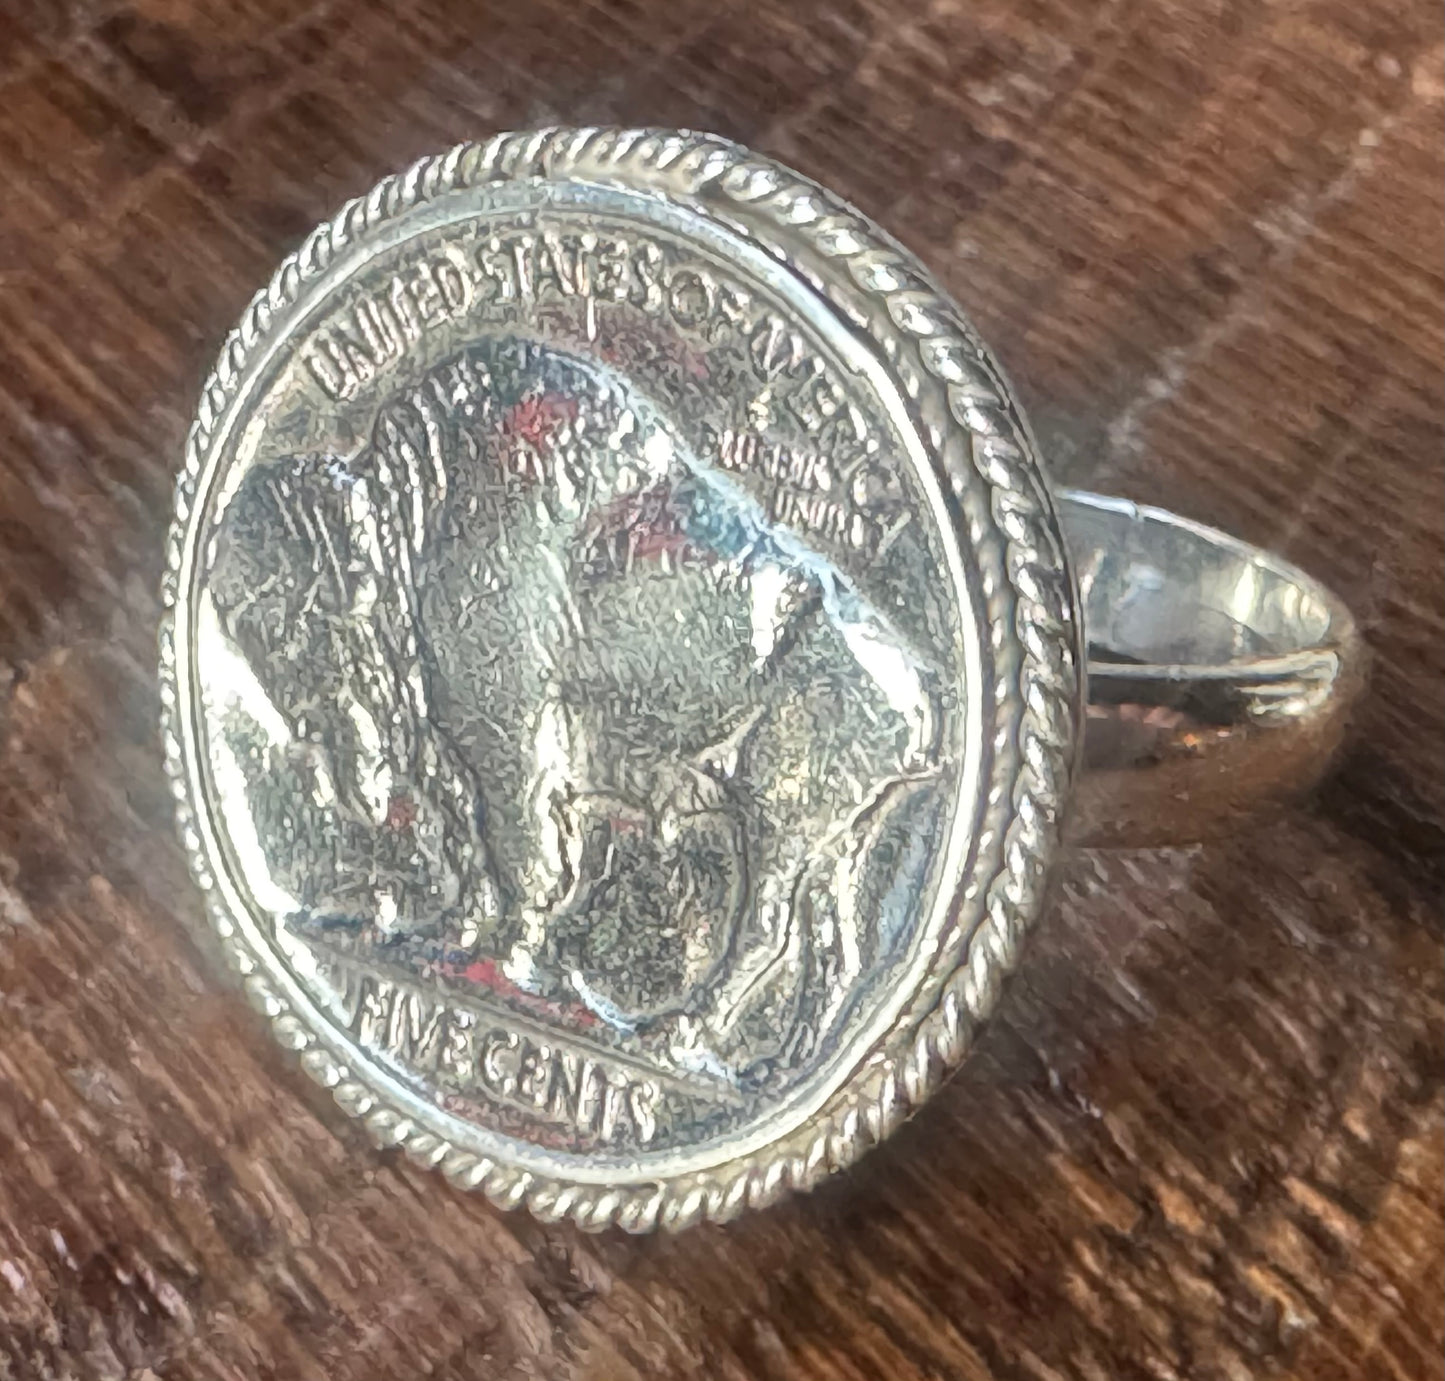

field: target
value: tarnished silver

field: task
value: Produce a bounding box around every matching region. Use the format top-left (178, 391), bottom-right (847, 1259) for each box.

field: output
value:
top-left (160, 128), bottom-right (1362, 1231)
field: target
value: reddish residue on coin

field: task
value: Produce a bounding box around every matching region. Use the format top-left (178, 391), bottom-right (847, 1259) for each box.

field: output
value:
top-left (500, 391), bottom-right (579, 455)
top-left (584, 481), bottom-right (706, 573)
top-left (456, 957), bottom-right (601, 1027)
top-left (384, 793), bottom-right (417, 831)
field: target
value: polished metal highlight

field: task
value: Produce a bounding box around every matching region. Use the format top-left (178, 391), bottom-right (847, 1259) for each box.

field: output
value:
top-left (1059, 490), bottom-right (1362, 847)
top-left (160, 128), bottom-right (1361, 1230)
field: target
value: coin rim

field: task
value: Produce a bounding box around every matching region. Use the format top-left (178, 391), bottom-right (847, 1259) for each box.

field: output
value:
top-left (159, 127), bottom-right (1081, 1232)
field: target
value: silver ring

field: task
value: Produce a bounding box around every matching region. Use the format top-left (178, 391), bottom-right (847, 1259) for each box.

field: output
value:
top-left (1061, 488), bottom-right (1362, 847)
top-left (160, 128), bottom-right (1363, 1231)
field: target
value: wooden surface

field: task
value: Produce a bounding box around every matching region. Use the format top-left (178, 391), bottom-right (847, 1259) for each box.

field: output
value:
top-left (1, 1), bottom-right (1441, 1377)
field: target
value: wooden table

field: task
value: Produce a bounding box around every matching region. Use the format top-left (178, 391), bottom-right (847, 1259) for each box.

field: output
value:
top-left (1, 3), bottom-right (1440, 1377)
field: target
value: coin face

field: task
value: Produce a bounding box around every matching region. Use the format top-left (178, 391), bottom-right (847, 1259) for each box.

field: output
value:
top-left (162, 130), bottom-right (1079, 1229)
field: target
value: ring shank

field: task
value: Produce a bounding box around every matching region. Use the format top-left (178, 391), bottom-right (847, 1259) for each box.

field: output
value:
top-left (1059, 490), bottom-right (1365, 846)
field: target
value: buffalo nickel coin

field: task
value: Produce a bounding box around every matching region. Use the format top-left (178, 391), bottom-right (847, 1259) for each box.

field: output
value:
top-left (160, 128), bottom-right (1079, 1230)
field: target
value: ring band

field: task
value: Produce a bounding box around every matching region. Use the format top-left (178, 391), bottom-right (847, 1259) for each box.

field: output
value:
top-left (1062, 489), bottom-right (1364, 846)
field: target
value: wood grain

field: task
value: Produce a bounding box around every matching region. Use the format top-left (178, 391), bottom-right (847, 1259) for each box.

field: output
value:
top-left (0, 2), bottom-right (1440, 1378)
